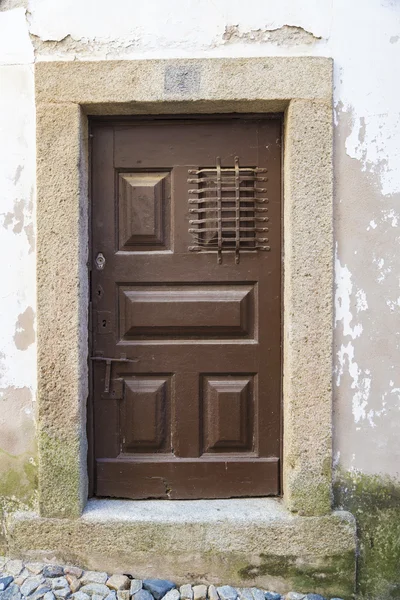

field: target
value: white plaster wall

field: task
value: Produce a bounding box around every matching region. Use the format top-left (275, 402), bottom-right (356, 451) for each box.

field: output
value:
top-left (0, 0), bottom-right (399, 488)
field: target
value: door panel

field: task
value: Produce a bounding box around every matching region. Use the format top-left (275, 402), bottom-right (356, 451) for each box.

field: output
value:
top-left (91, 116), bottom-right (282, 499)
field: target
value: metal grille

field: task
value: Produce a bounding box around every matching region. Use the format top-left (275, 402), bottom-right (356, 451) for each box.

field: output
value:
top-left (188, 157), bottom-right (270, 263)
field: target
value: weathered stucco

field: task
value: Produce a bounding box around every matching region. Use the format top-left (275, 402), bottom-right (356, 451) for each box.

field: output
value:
top-left (335, 471), bottom-right (400, 599)
top-left (0, 0), bottom-right (400, 596)
top-left (0, 56), bottom-right (37, 524)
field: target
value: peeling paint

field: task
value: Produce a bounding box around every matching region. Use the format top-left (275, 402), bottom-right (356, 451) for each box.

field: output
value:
top-left (24, 221), bottom-right (35, 253)
top-left (222, 24), bottom-right (321, 46)
top-left (335, 250), bottom-right (363, 340)
top-left (29, 32), bottom-right (138, 60)
top-left (0, 0), bottom-right (28, 11)
top-left (2, 198), bottom-right (24, 234)
top-left (14, 306), bottom-right (35, 350)
top-left (334, 101), bottom-right (400, 476)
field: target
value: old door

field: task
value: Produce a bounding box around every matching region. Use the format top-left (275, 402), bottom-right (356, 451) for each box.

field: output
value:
top-left (90, 116), bottom-right (282, 499)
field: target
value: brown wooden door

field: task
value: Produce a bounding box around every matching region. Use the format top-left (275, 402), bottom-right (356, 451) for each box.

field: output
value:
top-left (90, 116), bottom-right (282, 499)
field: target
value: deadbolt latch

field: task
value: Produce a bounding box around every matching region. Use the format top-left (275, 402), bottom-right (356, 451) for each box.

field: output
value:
top-left (90, 354), bottom-right (139, 394)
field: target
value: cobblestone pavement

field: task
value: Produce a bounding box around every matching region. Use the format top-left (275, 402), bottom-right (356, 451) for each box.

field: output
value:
top-left (0, 558), bottom-right (344, 600)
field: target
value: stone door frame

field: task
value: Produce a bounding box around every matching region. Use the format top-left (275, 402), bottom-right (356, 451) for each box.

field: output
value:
top-left (36, 57), bottom-right (333, 518)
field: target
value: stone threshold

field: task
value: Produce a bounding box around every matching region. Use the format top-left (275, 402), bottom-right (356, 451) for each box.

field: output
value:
top-left (5, 499), bottom-right (356, 599)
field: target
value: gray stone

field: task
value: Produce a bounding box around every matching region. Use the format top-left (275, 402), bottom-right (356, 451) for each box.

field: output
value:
top-left (14, 569), bottom-right (29, 587)
top-left (72, 594), bottom-right (89, 600)
top-left (81, 574), bottom-right (108, 587)
top-left (80, 584), bottom-right (110, 598)
top-left (164, 65), bottom-right (201, 96)
top-left (130, 582), bottom-right (142, 596)
top-left (43, 593), bottom-right (56, 600)
top-left (207, 586), bottom-right (218, 600)
top-left (284, 595), bottom-right (305, 600)
top-left (0, 583), bottom-right (21, 600)
top-left (162, 591), bottom-right (180, 600)
top-left (64, 569), bottom-right (83, 580)
top-left (52, 578), bottom-right (70, 591)
top-left (21, 576), bottom-right (45, 597)
top-left (237, 591), bottom-right (252, 600)
top-left (0, 579), bottom-right (13, 593)
top-left (0, 558), bottom-right (7, 571)
top-left (66, 576), bottom-right (80, 594)
top-left (30, 586), bottom-right (53, 600)
top-left (104, 594), bottom-right (116, 600)
top-left (216, 588), bottom-right (237, 600)
top-left (4, 562), bottom-right (23, 578)
top-left (116, 592), bottom-right (129, 600)
top-left (133, 591), bottom-right (153, 600)
top-left (43, 568), bottom-right (64, 580)
top-left (143, 581), bottom-right (175, 600)
top-left (250, 591), bottom-right (264, 600)
top-left (26, 565), bottom-right (45, 576)
top-left (304, 596), bottom-right (326, 600)
top-left (179, 586), bottom-right (192, 600)
top-left (54, 589), bottom-right (71, 600)
top-left (106, 576), bottom-right (130, 592)
top-left (264, 594), bottom-right (281, 600)
top-left (94, 595), bottom-right (105, 600)
top-left (193, 587), bottom-right (206, 600)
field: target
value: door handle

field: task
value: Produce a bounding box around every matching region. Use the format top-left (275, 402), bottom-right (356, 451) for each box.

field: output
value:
top-left (90, 354), bottom-right (139, 393)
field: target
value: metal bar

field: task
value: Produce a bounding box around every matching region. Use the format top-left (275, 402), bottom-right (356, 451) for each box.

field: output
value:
top-left (104, 360), bottom-right (111, 394)
top-left (190, 227), bottom-right (267, 233)
top-left (189, 217), bottom-right (267, 224)
top-left (90, 355), bottom-right (139, 393)
top-left (188, 197), bottom-right (267, 204)
top-left (188, 167), bottom-right (267, 174)
top-left (234, 156), bottom-right (240, 263)
top-left (90, 356), bottom-right (138, 363)
top-left (187, 176), bottom-right (267, 183)
top-left (189, 207), bottom-right (269, 214)
top-left (189, 187), bottom-right (267, 194)
top-left (189, 246), bottom-right (270, 252)
top-left (190, 236), bottom-right (267, 243)
top-left (216, 157), bottom-right (222, 264)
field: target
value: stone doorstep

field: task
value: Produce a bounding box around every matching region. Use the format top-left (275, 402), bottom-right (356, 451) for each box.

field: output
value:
top-left (4, 499), bottom-right (356, 600)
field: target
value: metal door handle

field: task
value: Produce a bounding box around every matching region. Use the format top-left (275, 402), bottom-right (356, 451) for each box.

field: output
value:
top-left (90, 355), bottom-right (138, 393)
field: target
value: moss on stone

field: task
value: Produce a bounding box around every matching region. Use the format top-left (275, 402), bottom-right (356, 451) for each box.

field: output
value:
top-left (38, 429), bottom-right (84, 518)
top-left (288, 477), bottom-right (332, 516)
top-left (0, 450), bottom-right (38, 556)
top-left (335, 470), bottom-right (400, 599)
top-left (238, 551), bottom-right (355, 599)
top-left (0, 455), bottom-right (37, 509)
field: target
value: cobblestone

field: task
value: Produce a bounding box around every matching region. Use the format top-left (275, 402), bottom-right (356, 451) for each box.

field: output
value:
top-left (0, 558), bottom-right (344, 600)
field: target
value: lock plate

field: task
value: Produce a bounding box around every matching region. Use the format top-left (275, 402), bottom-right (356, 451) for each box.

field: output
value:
top-left (97, 311), bottom-right (112, 334)
top-left (95, 252), bottom-right (106, 270)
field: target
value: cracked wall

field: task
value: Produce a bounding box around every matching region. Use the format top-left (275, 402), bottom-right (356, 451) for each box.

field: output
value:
top-left (0, 0), bottom-right (399, 581)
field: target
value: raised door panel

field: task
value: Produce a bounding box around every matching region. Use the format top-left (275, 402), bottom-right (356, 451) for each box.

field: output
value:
top-left (202, 375), bottom-right (254, 453)
top-left (118, 284), bottom-right (255, 340)
top-left (118, 171), bottom-right (171, 251)
top-left (120, 376), bottom-right (171, 453)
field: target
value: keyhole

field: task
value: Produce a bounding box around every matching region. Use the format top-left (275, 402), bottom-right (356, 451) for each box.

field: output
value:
top-left (102, 319), bottom-right (107, 328)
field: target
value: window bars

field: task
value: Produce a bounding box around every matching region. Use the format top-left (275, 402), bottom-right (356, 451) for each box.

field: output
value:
top-left (188, 156), bottom-right (270, 264)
